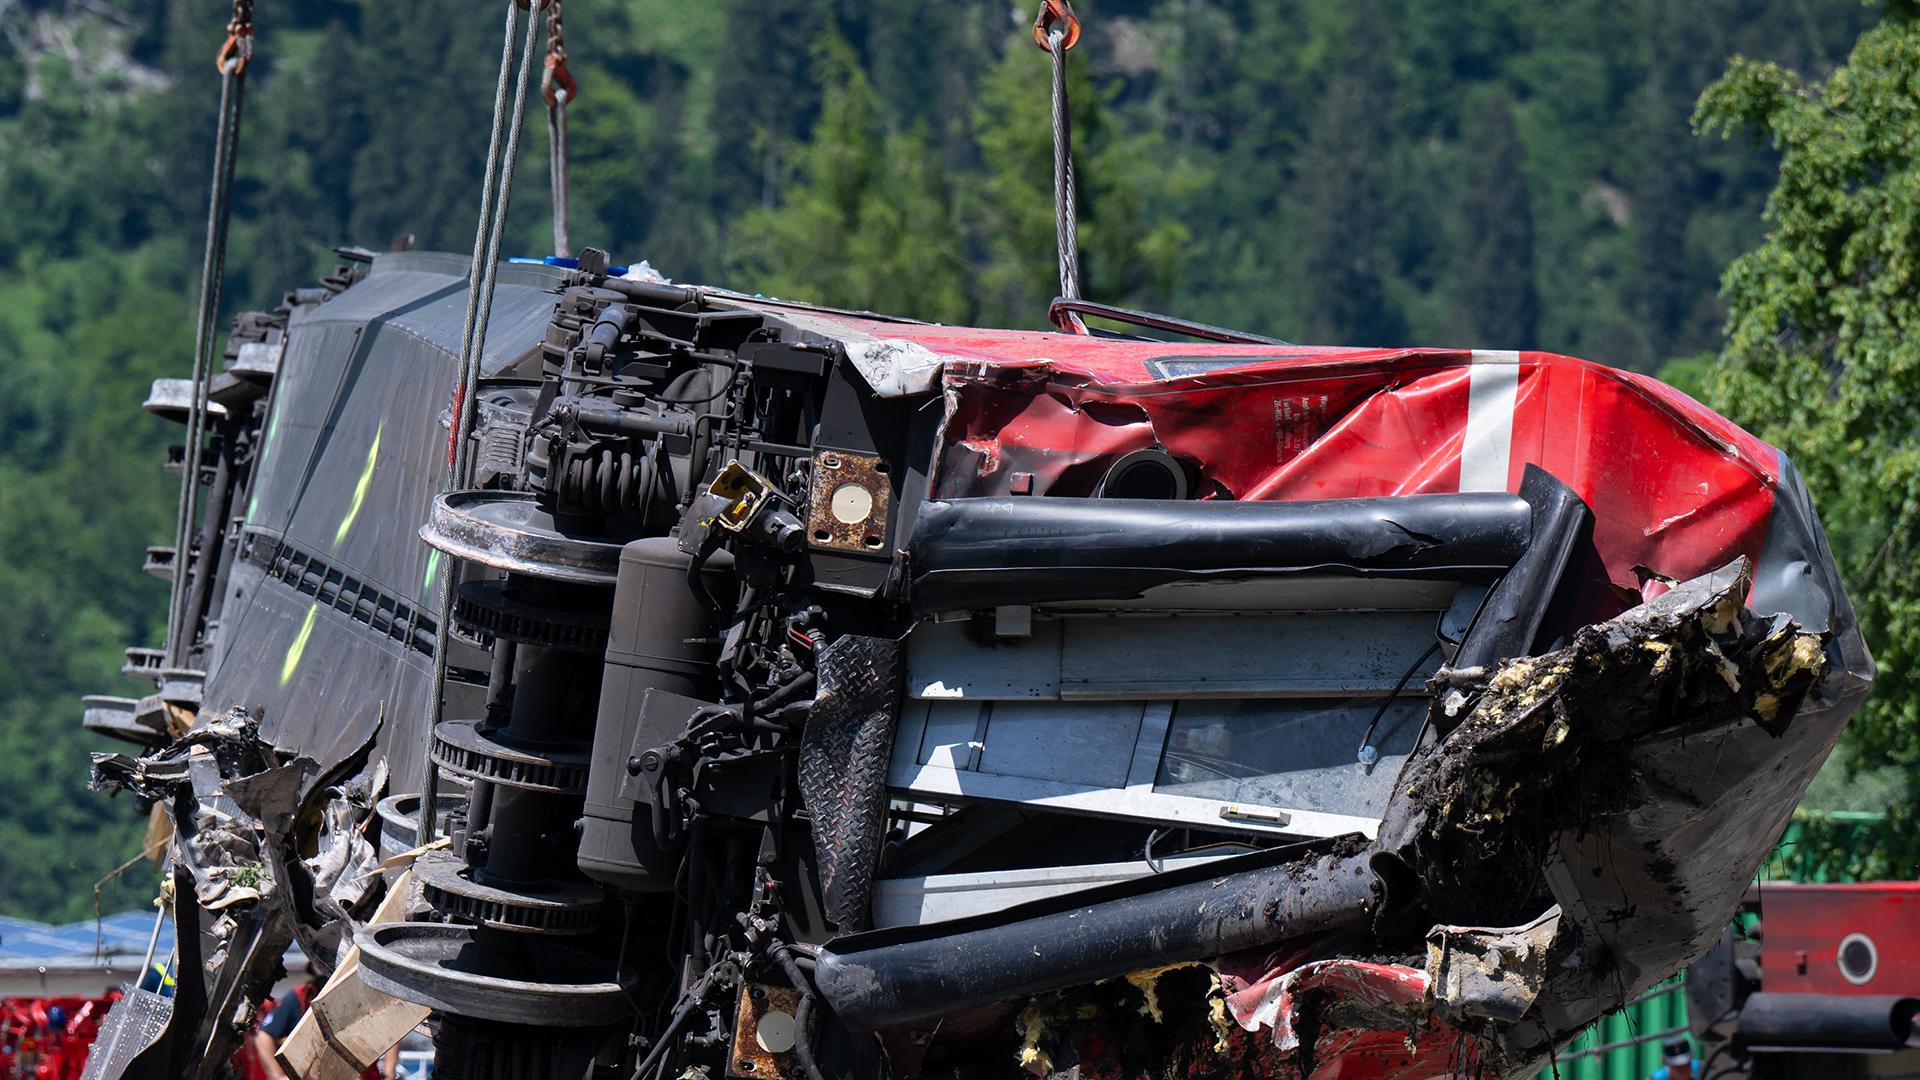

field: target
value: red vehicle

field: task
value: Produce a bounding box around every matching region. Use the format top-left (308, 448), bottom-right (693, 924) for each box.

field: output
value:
top-left (1690, 882), bottom-right (1920, 1078)
top-left (1, 994), bottom-right (117, 1080)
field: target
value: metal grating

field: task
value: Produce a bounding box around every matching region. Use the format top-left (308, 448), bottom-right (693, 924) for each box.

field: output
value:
top-left (241, 529), bottom-right (436, 656)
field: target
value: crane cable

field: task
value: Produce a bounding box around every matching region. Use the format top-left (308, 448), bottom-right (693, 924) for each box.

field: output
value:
top-left (544, 0), bottom-right (577, 259)
top-left (1033, 0), bottom-right (1084, 331)
top-left (166, 0), bottom-right (254, 668)
top-left (418, 0), bottom-right (548, 846)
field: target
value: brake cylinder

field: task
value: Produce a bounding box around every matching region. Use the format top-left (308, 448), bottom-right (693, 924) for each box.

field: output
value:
top-left (578, 537), bottom-right (733, 891)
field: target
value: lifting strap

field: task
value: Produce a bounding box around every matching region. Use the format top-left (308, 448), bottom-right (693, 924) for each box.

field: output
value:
top-left (417, 0), bottom-right (548, 846)
top-left (544, 0), bottom-right (576, 259)
top-left (1033, 0), bottom-right (1084, 330)
top-left (166, 0), bottom-right (254, 667)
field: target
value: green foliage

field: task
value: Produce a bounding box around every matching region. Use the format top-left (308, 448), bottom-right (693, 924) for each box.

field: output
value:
top-left (734, 32), bottom-right (970, 323)
top-left (1767, 810), bottom-right (1904, 883)
top-left (737, 19), bottom-right (1193, 329)
top-left (1449, 91), bottom-right (1539, 347)
top-left (0, 244), bottom-right (188, 920)
top-left (1285, 0), bottom-right (1405, 346)
top-left (1693, 5), bottom-right (1920, 877)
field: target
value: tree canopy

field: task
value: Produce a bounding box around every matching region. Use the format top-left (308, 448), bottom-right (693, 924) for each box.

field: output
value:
top-left (1692, 0), bottom-right (1920, 875)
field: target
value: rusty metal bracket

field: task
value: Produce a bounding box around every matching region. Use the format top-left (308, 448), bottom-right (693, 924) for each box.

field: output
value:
top-left (730, 982), bottom-right (807, 1079)
top-left (806, 450), bottom-right (892, 554)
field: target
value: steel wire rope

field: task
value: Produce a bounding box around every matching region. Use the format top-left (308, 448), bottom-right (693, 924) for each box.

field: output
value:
top-left (1036, 1), bottom-right (1084, 317)
top-left (544, 0), bottom-right (575, 258)
top-left (417, 0), bottom-right (546, 846)
top-left (166, 0), bottom-right (253, 668)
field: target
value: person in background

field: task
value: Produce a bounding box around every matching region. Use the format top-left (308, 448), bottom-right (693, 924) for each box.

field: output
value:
top-left (134, 960), bottom-right (174, 997)
top-left (249, 979), bottom-right (400, 1080)
top-left (1650, 1035), bottom-right (1702, 1080)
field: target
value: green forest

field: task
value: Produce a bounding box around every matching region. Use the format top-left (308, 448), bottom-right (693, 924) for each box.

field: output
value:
top-left (1, 0), bottom-right (1915, 920)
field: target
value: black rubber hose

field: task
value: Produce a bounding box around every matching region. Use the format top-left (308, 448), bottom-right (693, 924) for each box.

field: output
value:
top-left (596, 277), bottom-right (700, 310)
top-left (629, 962), bottom-right (722, 1080)
top-left (812, 846), bottom-right (1376, 1030)
top-left (1737, 993), bottom-right (1920, 1051)
top-left (770, 944), bottom-right (830, 1080)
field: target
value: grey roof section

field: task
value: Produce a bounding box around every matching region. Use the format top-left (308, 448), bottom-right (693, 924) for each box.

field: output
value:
top-left (0, 910), bottom-right (302, 974)
top-left (0, 910), bottom-right (167, 972)
top-left (299, 250), bottom-right (573, 377)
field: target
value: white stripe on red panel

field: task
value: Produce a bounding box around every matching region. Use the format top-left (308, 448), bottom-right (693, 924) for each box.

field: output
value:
top-left (1460, 350), bottom-right (1519, 493)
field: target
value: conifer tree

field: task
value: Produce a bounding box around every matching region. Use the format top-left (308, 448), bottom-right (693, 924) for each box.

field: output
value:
top-left (1450, 92), bottom-right (1538, 348)
top-left (1632, 6), bottom-right (1704, 363)
top-left (734, 32), bottom-right (968, 323)
top-left (1284, 0), bottom-right (1404, 346)
top-left (709, 0), bottom-right (828, 213)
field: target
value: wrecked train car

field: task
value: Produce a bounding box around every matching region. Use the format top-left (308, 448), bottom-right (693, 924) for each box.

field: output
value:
top-left (85, 252), bottom-right (1870, 1080)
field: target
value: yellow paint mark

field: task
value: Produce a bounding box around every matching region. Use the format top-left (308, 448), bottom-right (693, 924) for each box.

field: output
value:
top-left (333, 422), bottom-right (383, 547)
top-left (281, 603), bottom-right (317, 687)
top-left (248, 404), bottom-right (283, 525)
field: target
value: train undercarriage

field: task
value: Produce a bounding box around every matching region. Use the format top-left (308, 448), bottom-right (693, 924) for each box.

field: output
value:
top-left (80, 248), bottom-right (1870, 1080)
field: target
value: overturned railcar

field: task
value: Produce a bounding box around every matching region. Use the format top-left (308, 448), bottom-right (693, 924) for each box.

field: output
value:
top-left (86, 250), bottom-right (1870, 1080)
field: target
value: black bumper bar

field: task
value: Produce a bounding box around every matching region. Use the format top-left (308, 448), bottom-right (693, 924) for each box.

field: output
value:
top-left (812, 842), bottom-right (1376, 1031)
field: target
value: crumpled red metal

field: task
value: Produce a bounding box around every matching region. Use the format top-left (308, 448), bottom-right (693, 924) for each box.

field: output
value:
top-left (781, 311), bottom-right (1780, 618)
top-left (1221, 957), bottom-right (1477, 1079)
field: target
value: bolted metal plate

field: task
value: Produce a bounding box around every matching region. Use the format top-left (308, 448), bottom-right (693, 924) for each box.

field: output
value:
top-left (806, 450), bottom-right (892, 554)
top-left (730, 983), bottom-right (807, 1079)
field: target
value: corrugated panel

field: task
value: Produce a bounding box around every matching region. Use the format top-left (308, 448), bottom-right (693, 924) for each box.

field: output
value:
top-left (206, 252), bottom-right (566, 779)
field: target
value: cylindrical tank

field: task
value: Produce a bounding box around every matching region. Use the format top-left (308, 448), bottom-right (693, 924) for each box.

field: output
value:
top-left (578, 537), bottom-right (733, 891)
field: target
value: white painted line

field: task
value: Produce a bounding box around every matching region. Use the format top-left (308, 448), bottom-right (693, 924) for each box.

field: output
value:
top-left (1461, 350), bottom-right (1519, 492)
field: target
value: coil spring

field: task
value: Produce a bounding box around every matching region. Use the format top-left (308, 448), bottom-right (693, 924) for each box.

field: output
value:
top-left (561, 447), bottom-right (650, 512)
top-left (474, 422), bottom-right (525, 487)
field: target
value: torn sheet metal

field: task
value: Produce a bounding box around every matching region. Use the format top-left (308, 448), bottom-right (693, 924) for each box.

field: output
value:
top-left (723, 301), bottom-right (1845, 641)
top-left (1424, 909), bottom-right (1560, 1025)
top-left (88, 708), bottom-right (390, 1074)
top-left (692, 313), bottom-right (1870, 981)
top-left (179, 803), bottom-right (271, 911)
top-left (1006, 960), bottom-right (1476, 1080)
top-left (925, 349), bottom-right (1781, 614)
top-left (88, 709), bottom-right (303, 1080)
top-left (1002, 560), bottom-right (1837, 1080)
top-left (276, 866), bottom-right (430, 1080)
top-left (1375, 560), bottom-right (1839, 1071)
top-left (91, 708), bottom-right (273, 802)
top-left (1223, 959), bottom-right (1441, 1060)
top-left (296, 778), bottom-right (382, 967)
top-left (728, 300), bottom-right (952, 396)
top-left (100, 253), bottom-right (1871, 1080)
top-left (92, 710), bottom-right (286, 914)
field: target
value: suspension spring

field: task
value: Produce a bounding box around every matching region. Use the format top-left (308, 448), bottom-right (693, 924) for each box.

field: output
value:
top-left (561, 447), bottom-right (654, 513)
